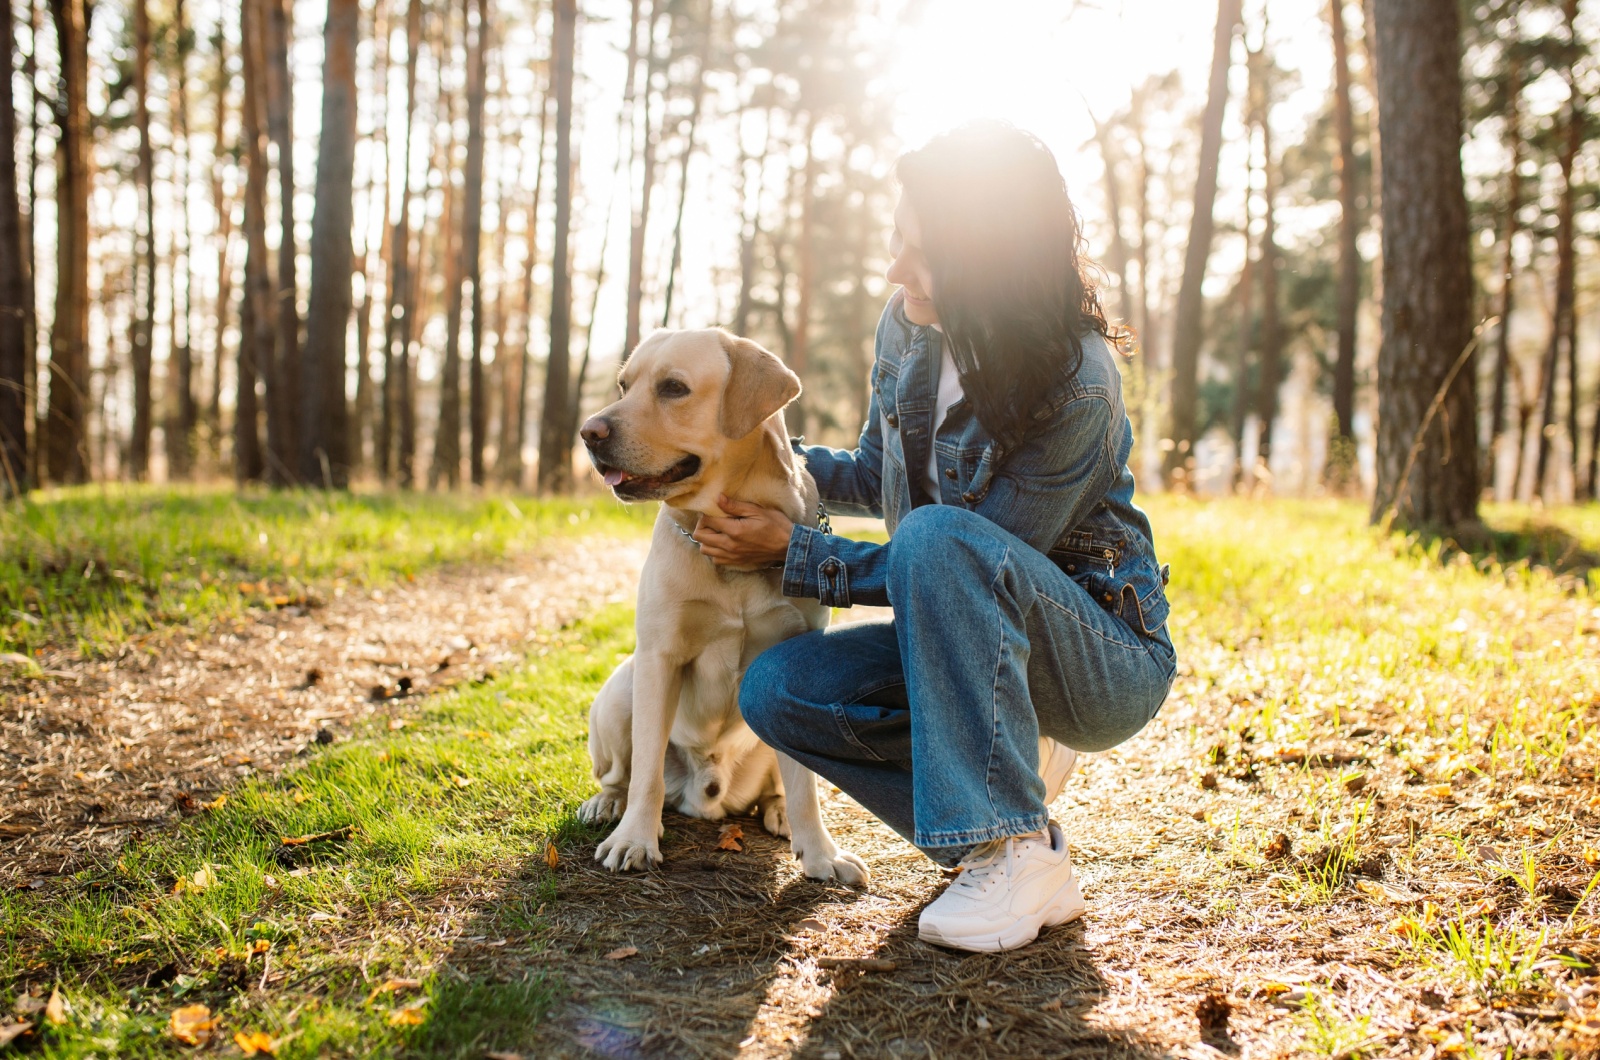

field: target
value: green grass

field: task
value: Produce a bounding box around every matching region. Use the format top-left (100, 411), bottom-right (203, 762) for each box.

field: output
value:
top-left (4, 491), bottom-right (1600, 1055)
top-left (0, 485), bottom-right (653, 657)
top-left (2, 606), bottom-right (635, 1058)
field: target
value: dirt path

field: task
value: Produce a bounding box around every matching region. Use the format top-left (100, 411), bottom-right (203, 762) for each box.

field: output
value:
top-left (0, 537), bottom-right (648, 884)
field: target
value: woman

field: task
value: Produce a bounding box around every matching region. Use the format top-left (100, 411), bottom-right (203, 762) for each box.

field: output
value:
top-left (692, 121), bottom-right (1175, 953)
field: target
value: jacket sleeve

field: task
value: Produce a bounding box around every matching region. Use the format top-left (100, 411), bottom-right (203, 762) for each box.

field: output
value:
top-left (782, 391), bottom-right (1118, 610)
top-left (793, 382), bottom-right (885, 519)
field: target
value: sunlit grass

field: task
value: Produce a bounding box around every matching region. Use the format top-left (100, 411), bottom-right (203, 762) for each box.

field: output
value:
top-left (0, 484), bottom-right (654, 656)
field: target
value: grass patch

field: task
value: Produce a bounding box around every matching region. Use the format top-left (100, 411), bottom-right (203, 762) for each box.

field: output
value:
top-left (0, 485), bottom-right (652, 657)
top-left (1, 607), bottom-right (635, 1057)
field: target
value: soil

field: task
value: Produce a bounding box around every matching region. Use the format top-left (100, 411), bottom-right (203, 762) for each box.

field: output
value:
top-left (0, 537), bottom-right (648, 884)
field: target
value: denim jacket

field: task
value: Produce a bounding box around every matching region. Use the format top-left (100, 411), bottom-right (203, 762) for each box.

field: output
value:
top-left (782, 291), bottom-right (1171, 640)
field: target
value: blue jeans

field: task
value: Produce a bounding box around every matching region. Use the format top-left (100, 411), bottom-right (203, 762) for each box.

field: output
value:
top-left (740, 505), bottom-right (1176, 866)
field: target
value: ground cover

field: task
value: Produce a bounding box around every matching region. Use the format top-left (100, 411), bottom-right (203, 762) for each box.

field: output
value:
top-left (3, 494), bottom-right (1600, 1058)
top-left (0, 486), bottom-right (653, 658)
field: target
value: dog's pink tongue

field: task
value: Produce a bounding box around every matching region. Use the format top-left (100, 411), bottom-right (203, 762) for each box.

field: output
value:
top-left (603, 468), bottom-right (626, 486)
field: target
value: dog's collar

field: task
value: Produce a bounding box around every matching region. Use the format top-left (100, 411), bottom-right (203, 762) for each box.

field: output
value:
top-left (672, 503), bottom-right (832, 570)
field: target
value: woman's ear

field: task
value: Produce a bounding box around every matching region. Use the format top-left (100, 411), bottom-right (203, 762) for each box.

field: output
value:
top-left (718, 331), bottom-right (801, 439)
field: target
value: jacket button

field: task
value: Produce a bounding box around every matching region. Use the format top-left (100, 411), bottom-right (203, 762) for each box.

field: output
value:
top-left (944, 467), bottom-right (956, 480)
top-left (1067, 564), bottom-right (1077, 572)
top-left (961, 491), bottom-right (976, 503)
top-left (1103, 593), bottom-right (1113, 603)
top-left (887, 414), bottom-right (899, 428)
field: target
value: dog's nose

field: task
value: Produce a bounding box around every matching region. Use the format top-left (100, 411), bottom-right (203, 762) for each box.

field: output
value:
top-left (580, 416), bottom-right (611, 446)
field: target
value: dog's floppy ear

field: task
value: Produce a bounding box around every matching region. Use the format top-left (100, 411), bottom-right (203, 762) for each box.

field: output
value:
top-left (718, 331), bottom-right (801, 439)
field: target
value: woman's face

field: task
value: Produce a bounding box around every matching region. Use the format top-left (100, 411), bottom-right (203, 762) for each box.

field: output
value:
top-left (887, 194), bottom-right (939, 327)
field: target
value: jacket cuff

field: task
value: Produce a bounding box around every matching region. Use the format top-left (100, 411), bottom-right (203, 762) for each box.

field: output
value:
top-left (781, 524), bottom-right (851, 608)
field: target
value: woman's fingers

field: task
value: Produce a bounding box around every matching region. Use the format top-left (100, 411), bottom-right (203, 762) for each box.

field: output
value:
top-left (716, 493), bottom-right (765, 517)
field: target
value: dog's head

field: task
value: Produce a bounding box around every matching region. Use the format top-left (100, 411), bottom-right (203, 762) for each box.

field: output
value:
top-left (580, 329), bottom-right (800, 503)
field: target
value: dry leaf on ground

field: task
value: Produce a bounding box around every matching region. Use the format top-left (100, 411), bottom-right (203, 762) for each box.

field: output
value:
top-left (387, 1002), bottom-right (427, 1026)
top-left (12, 995), bottom-right (44, 1017)
top-left (278, 825), bottom-right (354, 847)
top-left (365, 978), bottom-right (423, 1003)
top-left (603, 946), bottom-right (638, 960)
top-left (43, 989), bottom-right (68, 1025)
top-left (233, 1030), bottom-right (278, 1055)
top-left (169, 1004), bottom-right (216, 1045)
top-left (545, 841), bottom-right (559, 869)
top-left (0, 1021), bottom-right (33, 1046)
top-left (484, 1052), bottom-right (526, 1060)
top-left (716, 824), bottom-right (743, 851)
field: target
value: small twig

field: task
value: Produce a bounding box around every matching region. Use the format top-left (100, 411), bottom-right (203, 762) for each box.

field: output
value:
top-left (817, 957), bottom-right (896, 972)
top-left (1378, 316), bottom-right (1497, 531)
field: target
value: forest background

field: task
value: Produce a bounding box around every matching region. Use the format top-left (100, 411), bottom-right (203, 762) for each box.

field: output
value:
top-left (3, 0), bottom-right (1592, 527)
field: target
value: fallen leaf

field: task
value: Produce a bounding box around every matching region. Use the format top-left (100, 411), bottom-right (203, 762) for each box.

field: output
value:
top-left (1423, 783), bottom-right (1454, 799)
top-left (233, 1030), bottom-right (278, 1055)
top-left (545, 842), bottom-right (559, 870)
top-left (451, 774), bottom-right (473, 788)
top-left (169, 1004), bottom-right (216, 1045)
top-left (292, 790), bottom-right (309, 804)
top-left (1355, 879), bottom-right (1419, 904)
top-left (1343, 772), bottom-right (1367, 793)
top-left (1260, 982), bottom-right (1292, 997)
top-left (189, 864), bottom-right (219, 892)
top-left (1263, 833), bottom-right (1292, 860)
top-left (974, 1015), bottom-right (992, 1030)
top-left (0, 1021), bottom-right (32, 1047)
top-left (1474, 844), bottom-right (1501, 864)
top-left (604, 946), bottom-right (638, 960)
top-left (44, 988), bottom-right (68, 1025)
top-left (1584, 847), bottom-right (1599, 867)
top-left (201, 794), bottom-right (228, 811)
top-left (717, 824), bottom-right (744, 852)
top-left (793, 918), bottom-right (827, 933)
top-left (12, 995), bottom-right (44, 1017)
top-left (366, 978), bottom-right (424, 1003)
top-left (262, 874), bottom-right (280, 890)
top-left (278, 825), bottom-right (354, 847)
top-left (387, 1004), bottom-right (427, 1026)
top-left (484, 1052), bottom-right (526, 1060)
top-left (817, 957), bottom-right (897, 972)
top-left (1464, 897), bottom-right (1497, 917)
top-left (1199, 770), bottom-right (1218, 790)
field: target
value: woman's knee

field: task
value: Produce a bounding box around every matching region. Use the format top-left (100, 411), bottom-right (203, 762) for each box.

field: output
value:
top-left (738, 639), bottom-right (801, 738)
top-left (888, 504), bottom-right (1005, 582)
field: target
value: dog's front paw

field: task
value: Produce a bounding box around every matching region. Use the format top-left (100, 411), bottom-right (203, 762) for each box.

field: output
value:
top-left (578, 789), bottom-right (626, 824)
top-left (760, 796), bottom-right (790, 838)
top-left (795, 843), bottom-right (870, 887)
top-left (595, 825), bottom-right (663, 872)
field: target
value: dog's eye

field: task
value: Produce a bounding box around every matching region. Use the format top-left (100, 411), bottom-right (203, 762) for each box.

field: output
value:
top-left (657, 378), bottom-right (690, 399)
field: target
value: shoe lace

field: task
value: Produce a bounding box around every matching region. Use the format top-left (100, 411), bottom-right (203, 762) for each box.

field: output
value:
top-left (949, 837), bottom-right (1018, 898)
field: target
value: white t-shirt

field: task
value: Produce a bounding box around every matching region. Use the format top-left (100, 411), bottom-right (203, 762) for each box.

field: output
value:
top-left (926, 333), bottom-right (964, 501)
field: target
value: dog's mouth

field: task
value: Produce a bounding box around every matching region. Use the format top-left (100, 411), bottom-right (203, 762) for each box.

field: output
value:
top-left (595, 454), bottom-right (702, 499)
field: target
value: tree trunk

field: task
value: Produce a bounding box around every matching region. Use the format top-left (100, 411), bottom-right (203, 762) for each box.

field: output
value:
top-left (207, 18), bottom-right (235, 464)
top-left (535, 0), bottom-right (575, 494)
top-left (0, 0), bottom-right (28, 494)
top-left (130, 0), bottom-right (156, 479)
top-left (381, 0), bottom-right (421, 485)
top-left (463, 0), bottom-right (489, 486)
top-left (1229, 86), bottom-right (1256, 492)
top-left (237, 0), bottom-right (271, 482)
top-left (623, 0), bottom-right (665, 360)
top-left (298, 0), bottom-right (358, 488)
top-left (789, 112), bottom-right (817, 438)
top-left (264, 0), bottom-right (300, 483)
top-left (1533, 20), bottom-right (1579, 503)
top-left (498, 69), bottom-right (551, 486)
top-left (659, 15), bottom-right (710, 329)
top-left (1253, 81), bottom-right (1282, 492)
top-left (1162, 0), bottom-right (1242, 488)
top-left (22, 0), bottom-right (41, 487)
top-left (45, 0), bottom-right (91, 485)
top-left (166, 0), bottom-right (197, 478)
top-left (350, 0), bottom-right (388, 475)
top-left (1487, 57), bottom-right (1521, 496)
top-left (1370, 0), bottom-right (1477, 528)
top-left (429, 16), bottom-right (465, 491)
top-left (1328, 0), bottom-right (1360, 486)
top-left (1093, 121), bottom-right (1134, 327)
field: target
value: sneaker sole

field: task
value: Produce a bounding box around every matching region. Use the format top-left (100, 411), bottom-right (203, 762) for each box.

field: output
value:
top-left (918, 872), bottom-right (1086, 953)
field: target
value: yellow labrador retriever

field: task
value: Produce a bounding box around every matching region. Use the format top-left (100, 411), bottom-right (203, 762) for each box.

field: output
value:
top-left (575, 328), bottom-right (868, 885)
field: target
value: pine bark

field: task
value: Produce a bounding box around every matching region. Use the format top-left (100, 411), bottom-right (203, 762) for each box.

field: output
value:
top-left (497, 74), bottom-right (551, 486)
top-left (1253, 87), bottom-right (1282, 490)
top-left (1370, 0), bottom-right (1477, 528)
top-left (298, 0), bottom-right (359, 487)
top-left (535, 0), bottom-right (575, 494)
top-left (45, 0), bottom-right (91, 484)
top-left (207, 18), bottom-right (235, 461)
top-left (1533, 15), bottom-right (1579, 503)
top-left (1328, 0), bottom-right (1360, 462)
top-left (0, 0), bottom-right (28, 494)
top-left (463, 0), bottom-right (489, 486)
top-left (1487, 58), bottom-right (1522, 493)
top-left (380, 0), bottom-right (421, 485)
top-left (166, 0), bottom-right (197, 478)
top-left (428, 8), bottom-right (464, 491)
top-left (237, 0), bottom-right (271, 482)
top-left (130, 0), bottom-right (156, 479)
top-left (263, 0), bottom-right (300, 483)
top-left (623, 0), bottom-right (664, 360)
top-left (1162, 0), bottom-right (1242, 488)
top-left (789, 113), bottom-right (816, 438)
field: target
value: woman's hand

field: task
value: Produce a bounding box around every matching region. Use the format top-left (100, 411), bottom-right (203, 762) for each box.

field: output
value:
top-left (693, 494), bottom-right (795, 568)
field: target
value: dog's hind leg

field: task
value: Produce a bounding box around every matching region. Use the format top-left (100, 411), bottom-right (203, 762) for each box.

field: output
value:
top-left (577, 658), bottom-right (634, 824)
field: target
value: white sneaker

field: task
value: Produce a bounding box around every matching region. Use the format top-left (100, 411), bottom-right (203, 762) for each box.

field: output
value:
top-left (917, 821), bottom-right (1085, 952)
top-left (1039, 736), bottom-right (1078, 806)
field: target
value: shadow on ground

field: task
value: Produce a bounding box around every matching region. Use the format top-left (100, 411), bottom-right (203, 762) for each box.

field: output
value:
top-left (420, 803), bottom-right (1169, 1060)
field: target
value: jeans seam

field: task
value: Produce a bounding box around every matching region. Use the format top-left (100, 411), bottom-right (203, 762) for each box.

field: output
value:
top-left (915, 812), bottom-right (1051, 850)
top-left (829, 702), bottom-right (888, 762)
top-left (1037, 588), bottom-right (1145, 651)
top-left (984, 542), bottom-right (1013, 828)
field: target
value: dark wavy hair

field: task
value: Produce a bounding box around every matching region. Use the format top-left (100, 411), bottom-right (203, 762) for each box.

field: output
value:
top-left (896, 121), bottom-right (1118, 452)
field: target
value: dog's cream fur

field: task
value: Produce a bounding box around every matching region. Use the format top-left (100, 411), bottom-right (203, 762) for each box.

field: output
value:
top-left (575, 329), bottom-right (868, 885)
